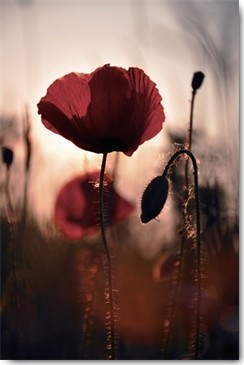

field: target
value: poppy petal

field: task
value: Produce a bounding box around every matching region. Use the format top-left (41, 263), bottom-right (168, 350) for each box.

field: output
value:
top-left (38, 65), bottom-right (165, 156)
top-left (38, 101), bottom-right (92, 150)
top-left (55, 174), bottom-right (98, 239)
top-left (37, 73), bottom-right (92, 144)
top-left (85, 66), bottom-right (135, 151)
top-left (54, 171), bottom-right (134, 240)
top-left (125, 67), bottom-right (165, 155)
top-left (38, 72), bottom-right (91, 119)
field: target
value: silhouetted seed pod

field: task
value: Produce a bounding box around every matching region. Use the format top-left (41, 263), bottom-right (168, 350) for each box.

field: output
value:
top-left (191, 71), bottom-right (205, 91)
top-left (2, 147), bottom-right (13, 166)
top-left (141, 175), bottom-right (169, 223)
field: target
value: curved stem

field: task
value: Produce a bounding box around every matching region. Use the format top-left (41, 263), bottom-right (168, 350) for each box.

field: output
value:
top-left (164, 149), bottom-right (194, 179)
top-left (163, 149), bottom-right (201, 359)
top-left (99, 153), bottom-right (115, 360)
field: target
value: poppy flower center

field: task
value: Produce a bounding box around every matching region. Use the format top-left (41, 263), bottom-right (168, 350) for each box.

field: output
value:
top-left (99, 137), bottom-right (131, 153)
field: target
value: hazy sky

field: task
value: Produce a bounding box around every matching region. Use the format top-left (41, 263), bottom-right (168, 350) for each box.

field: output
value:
top-left (0, 0), bottom-right (239, 252)
top-left (1, 0), bottom-right (238, 130)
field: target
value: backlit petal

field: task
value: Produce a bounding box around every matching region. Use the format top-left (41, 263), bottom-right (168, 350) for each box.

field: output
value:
top-left (86, 67), bottom-right (134, 145)
top-left (38, 72), bottom-right (91, 119)
top-left (126, 67), bottom-right (165, 155)
top-left (38, 65), bottom-right (165, 156)
top-left (38, 102), bottom-right (89, 149)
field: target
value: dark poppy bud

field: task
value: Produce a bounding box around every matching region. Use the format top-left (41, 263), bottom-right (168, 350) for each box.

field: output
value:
top-left (141, 175), bottom-right (169, 223)
top-left (191, 71), bottom-right (205, 91)
top-left (2, 147), bottom-right (13, 166)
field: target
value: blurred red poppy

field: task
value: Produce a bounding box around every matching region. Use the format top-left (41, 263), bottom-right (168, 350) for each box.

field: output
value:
top-left (54, 171), bottom-right (134, 240)
top-left (37, 64), bottom-right (165, 156)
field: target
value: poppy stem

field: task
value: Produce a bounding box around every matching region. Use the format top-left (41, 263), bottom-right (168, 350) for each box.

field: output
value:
top-left (99, 152), bottom-right (116, 360)
top-left (185, 89), bottom-right (196, 189)
top-left (187, 89), bottom-right (196, 151)
top-left (163, 149), bottom-right (201, 359)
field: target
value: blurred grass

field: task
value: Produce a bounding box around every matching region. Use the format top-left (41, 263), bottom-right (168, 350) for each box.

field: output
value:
top-left (0, 200), bottom-right (239, 360)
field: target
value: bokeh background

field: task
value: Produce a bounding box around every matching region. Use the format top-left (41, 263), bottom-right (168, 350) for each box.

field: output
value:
top-left (0, 0), bottom-right (239, 360)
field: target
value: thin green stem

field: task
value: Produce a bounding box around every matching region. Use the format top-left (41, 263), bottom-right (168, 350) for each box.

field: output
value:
top-left (163, 149), bottom-right (201, 359)
top-left (99, 152), bottom-right (115, 360)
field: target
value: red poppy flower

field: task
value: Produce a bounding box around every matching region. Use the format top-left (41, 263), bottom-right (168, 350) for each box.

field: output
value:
top-left (54, 171), bottom-right (134, 240)
top-left (37, 64), bottom-right (165, 156)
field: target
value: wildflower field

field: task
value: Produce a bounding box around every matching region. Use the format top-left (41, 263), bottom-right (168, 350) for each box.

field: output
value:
top-left (0, 0), bottom-right (239, 360)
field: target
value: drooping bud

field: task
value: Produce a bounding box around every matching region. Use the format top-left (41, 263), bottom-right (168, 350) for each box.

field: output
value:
top-left (2, 147), bottom-right (14, 166)
top-left (141, 175), bottom-right (169, 223)
top-left (191, 71), bottom-right (205, 91)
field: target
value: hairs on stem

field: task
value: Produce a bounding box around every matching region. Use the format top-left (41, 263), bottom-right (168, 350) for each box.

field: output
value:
top-left (99, 153), bottom-right (116, 360)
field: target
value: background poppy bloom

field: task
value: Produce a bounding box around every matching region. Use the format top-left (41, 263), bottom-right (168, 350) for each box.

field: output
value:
top-left (37, 64), bottom-right (165, 156)
top-left (54, 171), bottom-right (134, 240)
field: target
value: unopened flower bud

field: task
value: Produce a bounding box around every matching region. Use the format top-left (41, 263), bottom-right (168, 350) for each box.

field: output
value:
top-left (2, 147), bottom-right (13, 166)
top-left (191, 71), bottom-right (205, 91)
top-left (141, 175), bottom-right (169, 223)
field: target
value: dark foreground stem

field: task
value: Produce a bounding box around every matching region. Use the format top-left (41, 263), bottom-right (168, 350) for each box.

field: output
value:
top-left (163, 149), bottom-right (201, 360)
top-left (99, 153), bottom-right (115, 360)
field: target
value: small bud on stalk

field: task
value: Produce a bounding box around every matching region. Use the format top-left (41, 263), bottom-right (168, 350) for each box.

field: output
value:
top-left (2, 147), bottom-right (14, 167)
top-left (141, 175), bottom-right (169, 223)
top-left (191, 71), bottom-right (205, 91)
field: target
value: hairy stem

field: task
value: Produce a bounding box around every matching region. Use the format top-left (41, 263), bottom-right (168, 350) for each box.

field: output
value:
top-left (163, 237), bottom-right (185, 358)
top-left (163, 149), bottom-right (201, 359)
top-left (99, 152), bottom-right (115, 360)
